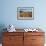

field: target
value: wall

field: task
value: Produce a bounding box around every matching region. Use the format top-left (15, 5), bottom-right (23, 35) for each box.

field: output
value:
top-left (0, 0), bottom-right (46, 30)
top-left (0, 0), bottom-right (46, 44)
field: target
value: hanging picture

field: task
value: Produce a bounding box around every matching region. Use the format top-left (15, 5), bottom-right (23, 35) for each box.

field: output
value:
top-left (17, 7), bottom-right (34, 20)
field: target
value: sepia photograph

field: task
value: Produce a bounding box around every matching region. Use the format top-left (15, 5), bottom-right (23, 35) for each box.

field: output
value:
top-left (17, 7), bottom-right (34, 20)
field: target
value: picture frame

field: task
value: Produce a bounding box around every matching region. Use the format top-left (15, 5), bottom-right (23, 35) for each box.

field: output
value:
top-left (17, 7), bottom-right (34, 20)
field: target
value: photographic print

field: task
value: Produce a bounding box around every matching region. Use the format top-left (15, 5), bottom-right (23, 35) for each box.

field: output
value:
top-left (17, 7), bottom-right (34, 20)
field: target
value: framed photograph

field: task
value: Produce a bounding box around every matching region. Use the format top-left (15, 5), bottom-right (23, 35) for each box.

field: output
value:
top-left (17, 7), bottom-right (34, 20)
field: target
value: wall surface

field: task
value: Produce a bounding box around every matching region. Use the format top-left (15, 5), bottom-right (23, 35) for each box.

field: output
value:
top-left (0, 0), bottom-right (46, 30)
top-left (0, 0), bottom-right (46, 44)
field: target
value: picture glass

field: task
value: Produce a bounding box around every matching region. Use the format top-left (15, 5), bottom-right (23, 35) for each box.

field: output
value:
top-left (17, 7), bottom-right (34, 20)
